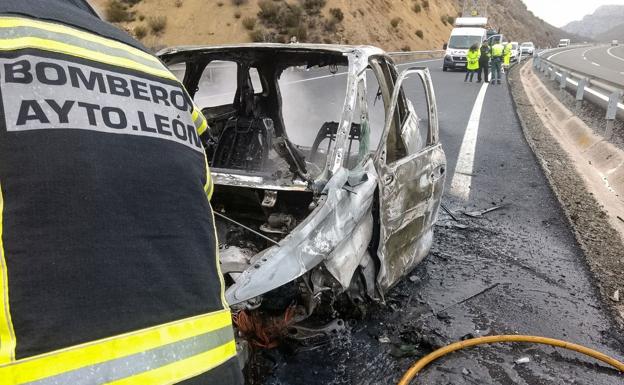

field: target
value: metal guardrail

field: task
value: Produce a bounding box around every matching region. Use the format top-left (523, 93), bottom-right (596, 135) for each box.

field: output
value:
top-left (533, 49), bottom-right (624, 138)
top-left (388, 50), bottom-right (445, 64)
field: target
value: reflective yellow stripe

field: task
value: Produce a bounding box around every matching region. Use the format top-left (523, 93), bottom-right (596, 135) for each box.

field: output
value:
top-left (198, 118), bottom-right (208, 136)
top-left (203, 156), bottom-right (225, 307)
top-left (0, 37), bottom-right (175, 81)
top-left (210, 207), bottom-right (228, 309)
top-left (192, 107), bottom-right (208, 135)
top-left (107, 340), bottom-right (237, 385)
top-left (0, 309), bottom-right (232, 383)
top-left (0, 17), bottom-right (161, 66)
top-left (0, 184), bottom-right (17, 364)
top-left (204, 158), bottom-right (214, 201)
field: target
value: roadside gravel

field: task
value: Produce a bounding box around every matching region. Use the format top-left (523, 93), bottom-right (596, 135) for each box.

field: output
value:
top-left (509, 63), bottom-right (624, 326)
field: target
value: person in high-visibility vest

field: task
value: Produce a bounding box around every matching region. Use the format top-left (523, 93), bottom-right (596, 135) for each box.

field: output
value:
top-left (464, 43), bottom-right (481, 82)
top-left (503, 41), bottom-right (513, 69)
top-left (490, 41), bottom-right (505, 85)
top-left (0, 1), bottom-right (243, 384)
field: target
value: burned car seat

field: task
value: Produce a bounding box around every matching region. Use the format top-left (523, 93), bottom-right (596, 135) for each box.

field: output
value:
top-left (310, 122), bottom-right (362, 168)
top-left (211, 82), bottom-right (274, 171)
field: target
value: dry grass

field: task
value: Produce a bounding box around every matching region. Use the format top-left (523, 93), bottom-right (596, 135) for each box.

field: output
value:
top-left (105, 0), bottom-right (132, 22)
top-left (242, 16), bottom-right (257, 30)
top-left (134, 24), bottom-right (147, 39)
top-left (147, 16), bottom-right (167, 34)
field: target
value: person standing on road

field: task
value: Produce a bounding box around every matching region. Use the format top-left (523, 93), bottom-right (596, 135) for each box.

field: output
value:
top-left (490, 41), bottom-right (505, 85)
top-left (477, 41), bottom-right (490, 83)
top-left (465, 43), bottom-right (481, 82)
top-left (503, 41), bottom-right (513, 70)
top-left (0, 1), bottom-right (243, 384)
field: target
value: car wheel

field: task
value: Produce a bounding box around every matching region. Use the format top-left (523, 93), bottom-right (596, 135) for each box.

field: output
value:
top-left (443, 66), bottom-right (448, 72)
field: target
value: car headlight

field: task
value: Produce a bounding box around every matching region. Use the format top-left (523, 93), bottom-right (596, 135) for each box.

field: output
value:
top-left (445, 55), bottom-right (453, 61)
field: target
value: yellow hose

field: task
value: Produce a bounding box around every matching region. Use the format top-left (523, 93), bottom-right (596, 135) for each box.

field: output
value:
top-left (398, 335), bottom-right (624, 385)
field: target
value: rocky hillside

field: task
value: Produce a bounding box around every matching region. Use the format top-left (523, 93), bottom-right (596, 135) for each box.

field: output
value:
top-left (563, 5), bottom-right (624, 39)
top-left (485, 0), bottom-right (580, 46)
top-left (89, 0), bottom-right (572, 51)
top-left (596, 23), bottom-right (624, 42)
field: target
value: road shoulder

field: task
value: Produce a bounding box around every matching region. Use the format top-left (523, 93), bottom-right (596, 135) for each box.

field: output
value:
top-left (508, 62), bottom-right (624, 327)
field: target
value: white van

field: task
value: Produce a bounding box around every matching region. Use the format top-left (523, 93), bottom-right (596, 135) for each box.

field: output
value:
top-left (558, 39), bottom-right (571, 47)
top-left (443, 17), bottom-right (488, 71)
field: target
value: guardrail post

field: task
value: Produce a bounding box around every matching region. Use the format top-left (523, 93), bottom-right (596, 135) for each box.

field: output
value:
top-left (549, 66), bottom-right (557, 81)
top-left (575, 77), bottom-right (587, 109)
top-left (533, 56), bottom-right (539, 68)
top-left (560, 70), bottom-right (567, 90)
top-left (605, 90), bottom-right (623, 139)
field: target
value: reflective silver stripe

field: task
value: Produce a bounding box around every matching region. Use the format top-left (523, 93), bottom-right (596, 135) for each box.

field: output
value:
top-left (0, 26), bottom-right (164, 73)
top-left (25, 326), bottom-right (234, 385)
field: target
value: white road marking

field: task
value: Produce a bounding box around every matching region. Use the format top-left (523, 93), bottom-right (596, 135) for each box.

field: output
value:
top-left (607, 47), bottom-right (624, 62)
top-left (545, 49), bottom-right (571, 60)
top-left (582, 48), bottom-right (591, 61)
top-left (448, 80), bottom-right (489, 201)
top-left (591, 62), bottom-right (601, 67)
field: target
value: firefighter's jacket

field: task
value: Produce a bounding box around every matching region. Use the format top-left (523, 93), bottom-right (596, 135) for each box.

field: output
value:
top-left (0, 1), bottom-right (241, 384)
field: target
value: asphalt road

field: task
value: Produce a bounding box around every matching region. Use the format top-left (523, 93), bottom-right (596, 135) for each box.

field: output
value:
top-left (545, 45), bottom-right (624, 87)
top-left (256, 59), bottom-right (624, 385)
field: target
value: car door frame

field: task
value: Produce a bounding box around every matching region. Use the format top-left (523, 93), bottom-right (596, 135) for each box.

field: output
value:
top-left (374, 66), bottom-right (446, 290)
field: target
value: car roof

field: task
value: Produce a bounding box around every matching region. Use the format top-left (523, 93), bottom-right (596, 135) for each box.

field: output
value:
top-left (158, 43), bottom-right (386, 58)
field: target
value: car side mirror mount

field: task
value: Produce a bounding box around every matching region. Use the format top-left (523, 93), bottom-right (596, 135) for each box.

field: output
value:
top-left (443, 43), bottom-right (448, 50)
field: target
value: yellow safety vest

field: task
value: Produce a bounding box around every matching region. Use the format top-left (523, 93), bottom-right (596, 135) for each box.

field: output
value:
top-left (504, 43), bottom-right (513, 56)
top-left (0, 13), bottom-right (236, 385)
top-left (467, 49), bottom-right (481, 70)
top-left (491, 43), bottom-right (505, 57)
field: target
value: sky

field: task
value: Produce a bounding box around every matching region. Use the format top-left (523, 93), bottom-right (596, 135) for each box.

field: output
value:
top-left (521, 0), bottom-right (624, 27)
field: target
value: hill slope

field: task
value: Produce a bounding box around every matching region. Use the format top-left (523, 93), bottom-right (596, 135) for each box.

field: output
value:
top-left (563, 5), bottom-right (624, 39)
top-left (90, 0), bottom-right (573, 51)
top-left (595, 23), bottom-right (624, 42)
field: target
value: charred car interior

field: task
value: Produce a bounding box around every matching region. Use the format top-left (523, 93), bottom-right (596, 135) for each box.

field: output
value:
top-left (159, 44), bottom-right (446, 348)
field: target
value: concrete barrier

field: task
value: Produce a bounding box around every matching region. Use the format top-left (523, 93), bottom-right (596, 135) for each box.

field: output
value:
top-left (520, 62), bottom-right (624, 229)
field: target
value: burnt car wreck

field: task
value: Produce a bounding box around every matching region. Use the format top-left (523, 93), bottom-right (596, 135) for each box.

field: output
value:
top-left (159, 44), bottom-right (446, 346)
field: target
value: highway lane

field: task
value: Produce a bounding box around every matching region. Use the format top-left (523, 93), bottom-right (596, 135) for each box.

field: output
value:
top-left (546, 45), bottom-right (624, 87)
top-left (257, 60), bottom-right (623, 385)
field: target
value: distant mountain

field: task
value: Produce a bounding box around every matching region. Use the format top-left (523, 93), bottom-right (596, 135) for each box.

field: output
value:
top-left (595, 23), bottom-right (624, 42)
top-left (563, 5), bottom-right (624, 38)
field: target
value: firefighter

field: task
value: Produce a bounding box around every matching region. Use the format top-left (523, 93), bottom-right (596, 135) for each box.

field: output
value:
top-left (490, 41), bottom-right (505, 85)
top-left (0, 1), bottom-right (242, 384)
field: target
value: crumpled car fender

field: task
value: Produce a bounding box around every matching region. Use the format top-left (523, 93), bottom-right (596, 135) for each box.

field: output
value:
top-left (225, 164), bottom-right (378, 305)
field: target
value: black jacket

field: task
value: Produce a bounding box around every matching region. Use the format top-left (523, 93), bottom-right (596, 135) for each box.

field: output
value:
top-left (479, 45), bottom-right (490, 63)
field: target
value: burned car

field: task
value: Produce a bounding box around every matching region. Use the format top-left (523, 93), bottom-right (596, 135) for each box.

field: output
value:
top-left (159, 44), bottom-right (446, 341)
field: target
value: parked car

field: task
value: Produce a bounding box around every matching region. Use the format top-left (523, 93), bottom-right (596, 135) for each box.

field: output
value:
top-left (510, 41), bottom-right (520, 62)
top-left (612, 40), bottom-right (619, 46)
top-left (520, 41), bottom-right (535, 56)
top-left (558, 38), bottom-right (571, 47)
top-left (159, 44), bottom-right (447, 341)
